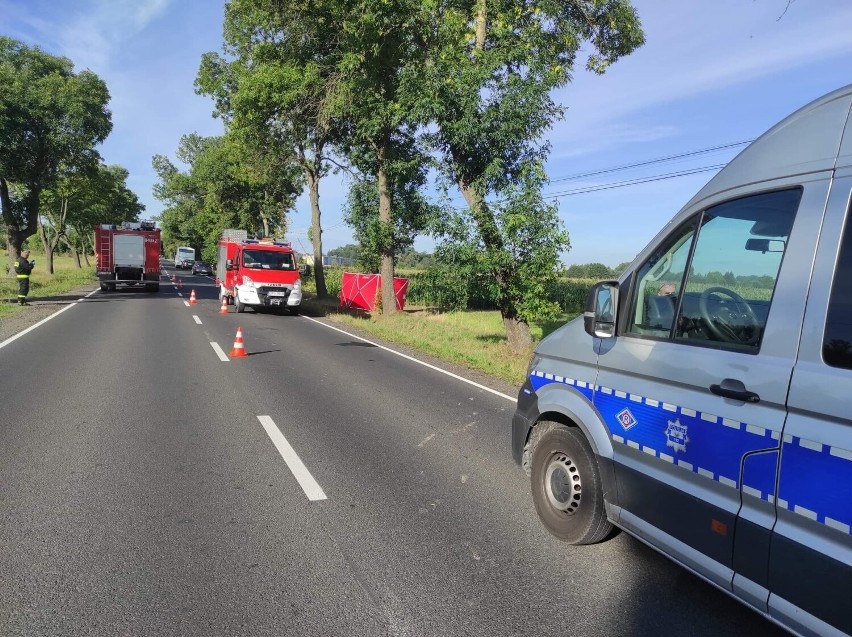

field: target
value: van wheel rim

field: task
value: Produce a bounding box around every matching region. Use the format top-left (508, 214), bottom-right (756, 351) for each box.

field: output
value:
top-left (544, 453), bottom-right (582, 514)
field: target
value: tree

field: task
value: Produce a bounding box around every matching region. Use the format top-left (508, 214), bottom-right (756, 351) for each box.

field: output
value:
top-left (197, 0), bottom-right (345, 299)
top-left (198, 0), bottom-right (433, 313)
top-left (408, 0), bottom-right (644, 351)
top-left (153, 133), bottom-right (301, 263)
top-left (38, 162), bottom-right (143, 273)
top-left (0, 37), bottom-right (112, 273)
top-left (343, 139), bottom-right (435, 277)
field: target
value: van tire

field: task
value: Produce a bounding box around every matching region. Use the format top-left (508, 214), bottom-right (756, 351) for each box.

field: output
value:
top-left (234, 290), bottom-right (245, 313)
top-left (530, 422), bottom-right (612, 545)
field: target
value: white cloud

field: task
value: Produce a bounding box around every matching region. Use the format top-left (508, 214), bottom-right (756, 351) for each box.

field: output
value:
top-left (9, 0), bottom-right (174, 73)
top-left (551, 0), bottom-right (852, 155)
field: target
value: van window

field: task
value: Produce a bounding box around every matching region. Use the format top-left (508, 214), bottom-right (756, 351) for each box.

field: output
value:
top-left (626, 188), bottom-right (801, 352)
top-left (823, 200), bottom-right (852, 369)
top-left (627, 220), bottom-right (697, 337)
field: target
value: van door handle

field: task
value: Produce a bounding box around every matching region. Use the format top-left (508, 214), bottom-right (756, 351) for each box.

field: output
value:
top-left (710, 378), bottom-right (760, 403)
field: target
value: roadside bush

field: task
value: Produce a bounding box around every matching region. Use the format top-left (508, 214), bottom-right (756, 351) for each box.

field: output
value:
top-left (322, 267), bottom-right (344, 298)
top-left (545, 278), bottom-right (595, 314)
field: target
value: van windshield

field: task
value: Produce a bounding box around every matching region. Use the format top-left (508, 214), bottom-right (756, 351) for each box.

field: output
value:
top-left (242, 249), bottom-right (295, 270)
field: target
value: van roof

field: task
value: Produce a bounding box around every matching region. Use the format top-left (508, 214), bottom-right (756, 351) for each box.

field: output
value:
top-left (684, 84), bottom-right (852, 210)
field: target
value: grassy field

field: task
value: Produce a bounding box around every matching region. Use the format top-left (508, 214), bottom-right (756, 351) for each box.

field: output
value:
top-left (0, 256), bottom-right (95, 318)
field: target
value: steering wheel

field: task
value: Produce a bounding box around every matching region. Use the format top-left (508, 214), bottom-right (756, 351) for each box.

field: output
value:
top-left (698, 286), bottom-right (760, 346)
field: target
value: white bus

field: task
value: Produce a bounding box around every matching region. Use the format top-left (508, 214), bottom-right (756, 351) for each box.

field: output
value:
top-left (174, 246), bottom-right (195, 269)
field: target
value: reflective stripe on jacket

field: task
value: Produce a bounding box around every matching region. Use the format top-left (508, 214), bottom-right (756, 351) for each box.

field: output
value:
top-left (15, 258), bottom-right (33, 278)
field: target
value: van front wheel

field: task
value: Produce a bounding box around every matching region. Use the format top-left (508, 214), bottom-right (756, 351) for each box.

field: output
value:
top-left (530, 423), bottom-right (612, 545)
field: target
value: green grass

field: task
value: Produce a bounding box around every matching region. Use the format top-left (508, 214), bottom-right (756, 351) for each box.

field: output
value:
top-left (312, 305), bottom-right (577, 386)
top-left (0, 256), bottom-right (96, 317)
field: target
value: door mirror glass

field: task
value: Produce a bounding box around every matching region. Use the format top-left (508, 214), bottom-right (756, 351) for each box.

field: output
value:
top-left (226, 258), bottom-right (234, 270)
top-left (584, 282), bottom-right (618, 338)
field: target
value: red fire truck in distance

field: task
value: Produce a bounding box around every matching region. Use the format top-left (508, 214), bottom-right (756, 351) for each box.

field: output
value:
top-left (95, 221), bottom-right (161, 292)
top-left (216, 229), bottom-right (302, 314)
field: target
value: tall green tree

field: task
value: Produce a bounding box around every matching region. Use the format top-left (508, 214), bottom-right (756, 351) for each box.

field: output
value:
top-left (343, 140), bottom-right (436, 275)
top-left (410, 0), bottom-right (644, 351)
top-left (153, 133), bottom-right (300, 263)
top-left (197, 0), bottom-right (345, 299)
top-left (0, 36), bottom-right (112, 273)
top-left (198, 0), bottom-right (433, 312)
top-left (39, 162), bottom-right (143, 273)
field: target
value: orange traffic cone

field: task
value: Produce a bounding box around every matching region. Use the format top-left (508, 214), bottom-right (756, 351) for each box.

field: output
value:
top-left (218, 296), bottom-right (228, 314)
top-left (229, 325), bottom-right (248, 358)
top-left (189, 289), bottom-right (198, 305)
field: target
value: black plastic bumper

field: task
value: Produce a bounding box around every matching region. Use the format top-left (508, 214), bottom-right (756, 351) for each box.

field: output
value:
top-left (511, 377), bottom-right (540, 467)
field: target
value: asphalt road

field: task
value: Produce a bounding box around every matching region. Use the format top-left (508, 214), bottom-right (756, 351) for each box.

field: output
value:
top-left (0, 267), bottom-right (788, 637)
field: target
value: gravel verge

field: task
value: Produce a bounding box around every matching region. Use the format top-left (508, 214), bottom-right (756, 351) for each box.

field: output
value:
top-left (0, 284), bottom-right (99, 345)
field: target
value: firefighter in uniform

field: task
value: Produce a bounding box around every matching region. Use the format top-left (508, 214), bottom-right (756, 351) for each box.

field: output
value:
top-left (15, 249), bottom-right (34, 305)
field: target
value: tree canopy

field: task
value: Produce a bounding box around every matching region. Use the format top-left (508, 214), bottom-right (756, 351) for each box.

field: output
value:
top-left (0, 36), bottom-right (113, 271)
top-left (153, 132), bottom-right (302, 262)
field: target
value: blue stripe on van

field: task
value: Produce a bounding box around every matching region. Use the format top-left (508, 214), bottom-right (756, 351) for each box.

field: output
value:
top-left (528, 372), bottom-right (851, 536)
top-left (779, 437), bottom-right (852, 534)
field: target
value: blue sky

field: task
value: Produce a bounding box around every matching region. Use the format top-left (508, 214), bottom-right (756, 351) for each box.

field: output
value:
top-left (3, 0), bottom-right (852, 267)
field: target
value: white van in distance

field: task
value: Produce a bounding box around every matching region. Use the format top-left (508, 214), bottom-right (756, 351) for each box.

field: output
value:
top-left (513, 85), bottom-right (852, 637)
top-left (174, 246), bottom-right (195, 269)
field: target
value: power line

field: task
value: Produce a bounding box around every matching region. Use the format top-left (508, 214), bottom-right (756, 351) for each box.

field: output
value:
top-left (542, 163), bottom-right (726, 198)
top-left (547, 140), bottom-right (752, 184)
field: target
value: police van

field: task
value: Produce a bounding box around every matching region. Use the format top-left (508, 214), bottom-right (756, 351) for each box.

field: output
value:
top-left (512, 85), bottom-right (852, 637)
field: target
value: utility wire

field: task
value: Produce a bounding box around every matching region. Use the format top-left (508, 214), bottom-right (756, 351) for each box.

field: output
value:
top-left (547, 140), bottom-right (752, 184)
top-left (542, 163), bottom-right (727, 198)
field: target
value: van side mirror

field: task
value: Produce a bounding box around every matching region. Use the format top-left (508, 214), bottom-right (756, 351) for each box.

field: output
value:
top-left (226, 259), bottom-right (234, 270)
top-left (584, 281), bottom-right (618, 338)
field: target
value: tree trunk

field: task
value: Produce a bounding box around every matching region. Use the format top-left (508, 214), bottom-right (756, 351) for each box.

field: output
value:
top-left (301, 145), bottom-right (327, 299)
top-left (60, 236), bottom-right (82, 268)
top-left (81, 233), bottom-right (91, 267)
top-left (457, 177), bottom-right (531, 352)
top-left (38, 219), bottom-right (56, 275)
top-left (1, 178), bottom-right (41, 276)
top-left (376, 137), bottom-right (396, 316)
top-left (501, 309), bottom-right (533, 354)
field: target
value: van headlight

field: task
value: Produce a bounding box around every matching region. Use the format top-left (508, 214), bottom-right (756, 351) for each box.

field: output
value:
top-left (293, 279), bottom-right (301, 292)
top-left (242, 276), bottom-right (255, 288)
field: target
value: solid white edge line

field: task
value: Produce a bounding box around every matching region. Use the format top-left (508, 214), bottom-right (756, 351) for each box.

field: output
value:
top-left (257, 415), bottom-right (327, 501)
top-left (183, 300), bottom-right (190, 306)
top-left (193, 315), bottom-right (202, 324)
top-left (0, 288), bottom-right (99, 351)
top-left (210, 342), bottom-right (230, 362)
top-left (301, 315), bottom-right (516, 403)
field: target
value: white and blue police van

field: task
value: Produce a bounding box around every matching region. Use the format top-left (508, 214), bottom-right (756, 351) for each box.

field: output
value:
top-left (512, 85), bottom-right (852, 637)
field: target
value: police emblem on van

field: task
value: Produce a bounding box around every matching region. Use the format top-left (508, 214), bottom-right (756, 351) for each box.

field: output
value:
top-left (615, 408), bottom-right (637, 431)
top-left (665, 419), bottom-right (689, 453)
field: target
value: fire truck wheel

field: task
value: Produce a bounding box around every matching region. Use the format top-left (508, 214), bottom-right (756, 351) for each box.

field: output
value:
top-left (289, 306), bottom-right (300, 316)
top-left (235, 291), bottom-right (245, 313)
top-left (99, 283), bottom-right (109, 292)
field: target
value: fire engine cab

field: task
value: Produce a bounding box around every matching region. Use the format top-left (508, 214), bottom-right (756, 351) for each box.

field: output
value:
top-left (216, 229), bottom-right (302, 314)
top-left (95, 221), bottom-right (161, 292)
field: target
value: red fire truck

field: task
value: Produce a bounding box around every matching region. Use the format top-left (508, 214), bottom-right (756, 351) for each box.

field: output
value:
top-left (95, 221), bottom-right (161, 292)
top-left (216, 229), bottom-right (302, 314)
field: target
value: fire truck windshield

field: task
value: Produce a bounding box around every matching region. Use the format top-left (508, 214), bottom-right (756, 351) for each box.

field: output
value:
top-left (242, 249), bottom-right (295, 270)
